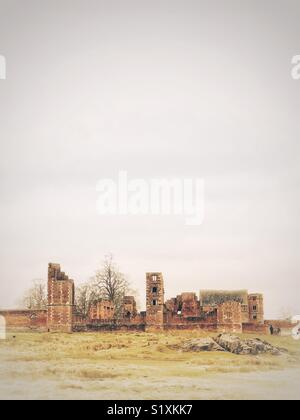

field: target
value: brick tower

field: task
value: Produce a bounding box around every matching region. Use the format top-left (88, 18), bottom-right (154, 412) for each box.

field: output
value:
top-left (248, 294), bottom-right (264, 324)
top-left (146, 272), bottom-right (165, 330)
top-left (47, 263), bottom-right (75, 333)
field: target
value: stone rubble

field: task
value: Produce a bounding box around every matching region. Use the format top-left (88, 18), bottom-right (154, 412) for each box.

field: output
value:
top-left (181, 337), bottom-right (226, 352)
top-left (177, 334), bottom-right (287, 355)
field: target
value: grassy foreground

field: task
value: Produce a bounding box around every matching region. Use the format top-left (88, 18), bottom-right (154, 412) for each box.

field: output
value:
top-left (0, 330), bottom-right (300, 400)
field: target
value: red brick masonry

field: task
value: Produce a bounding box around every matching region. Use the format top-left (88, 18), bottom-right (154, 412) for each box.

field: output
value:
top-left (0, 264), bottom-right (272, 334)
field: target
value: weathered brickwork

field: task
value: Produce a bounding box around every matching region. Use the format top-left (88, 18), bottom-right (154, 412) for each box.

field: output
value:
top-left (264, 320), bottom-right (296, 336)
top-left (165, 293), bottom-right (200, 318)
top-left (0, 310), bottom-right (47, 332)
top-left (146, 273), bottom-right (165, 330)
top-left (122, 296), bottom-right (137, 319)
top-left (90, 300), bottom-right (115, 321)
top-left (1, 264), bottom-right (266, 334)
top-left (217, 301), bottom-right (243, 333)
top-left (180, 293), bottom-right (200, 317)
top-left (199, 289), bottom-right (262, 327)
top-left (47, 263), bottom-right (75, 333)
top-left (243, 323), bottom-right (268, 334)
top-left (248, 294), bottom-right (264, 324)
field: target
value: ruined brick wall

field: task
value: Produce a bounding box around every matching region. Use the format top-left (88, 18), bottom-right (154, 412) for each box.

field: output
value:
top-left (124, 312), bottom-right (146, 325)
top-left (164, 311), bottom-right (218, 331)
top-left (265, 320), bottom-right (296, 329)
top-left (146, 273), bottom-right (165, 330)
top-left (242, 323), bottom-right (268, 334)
top-left (73, 312), bottom-right (87, 328)
top-left (264, 320), bottom-right (296, 336)
top-left (122, 296), bottom-right (137, 319)
top-left (200, 290), bottom-right (248, 307)
top-left (1, 265), bottom-right (268, 335)
top-left (75, 323), bottom-right (146, 332)
top-left (164, 304), bottom-right (266, 333)
top-left (78, 312), bottom-right (146, 332)
top-left (241, 304), bottom-right (250, 323)
top-left (165, 298), bottom-right (177, 313)
top-left (89, 300), bottom-right (115, 321)
top-left (164, 310), bottom-right (218, 330)
top-left (148, 278), bottom-right (266, 333)
top-left (217, 301), bottom-right (243, 333)
top-left (47, 263), bottom-right (75, 333)
top-left (0, 310), bottom-right (47, 332)
top-left (164, 323), bottom-right (219, 332)
top-left (248, 294), bottom-right (264, 324)
top-left (165, 293), bottom-right (200, 318)
top-left (200, 289), bottom-right (250, 323)
top-left (180, 293), bottom-right (200, 317)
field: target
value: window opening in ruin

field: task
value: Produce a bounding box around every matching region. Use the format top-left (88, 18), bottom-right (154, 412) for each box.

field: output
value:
top-left (152, 287), bottom-right (158, 293)
top-left (152, 300), bottom-right (157, 306)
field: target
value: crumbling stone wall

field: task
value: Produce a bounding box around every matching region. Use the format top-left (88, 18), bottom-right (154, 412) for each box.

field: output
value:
top-left (47, 263), bottom-right (75, 333)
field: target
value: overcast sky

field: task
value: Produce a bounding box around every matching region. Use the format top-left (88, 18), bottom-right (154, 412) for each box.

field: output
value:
top-left (0, 0), bottom-right (299, 318)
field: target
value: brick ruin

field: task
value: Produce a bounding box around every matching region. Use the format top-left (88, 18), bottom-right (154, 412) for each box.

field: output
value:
top-left (0, 264), bottom-right (268, 334)
top-left (47, 263), bottom-right (75, 333)
top-left (90, 300), bottom-right (115, 322)
top-left (0, 310), bottom-right (47, 332)
top-left (122, 296), bottom-right (138, 320)
top-left (146, 273), bottom-right (165, 331)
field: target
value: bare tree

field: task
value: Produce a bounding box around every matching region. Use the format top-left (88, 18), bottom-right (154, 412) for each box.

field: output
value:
top-left (279, 307), bottom-right (293, 321)
top-left (75, 282), bottom-right (98, 318)
top-left (20, 280), bottom-right (47, 310)
top-left (93, 254), bottom-right (130, 317)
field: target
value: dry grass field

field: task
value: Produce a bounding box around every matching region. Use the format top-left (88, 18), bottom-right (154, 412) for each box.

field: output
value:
top-left (0, 330), bottom-right (300, 400)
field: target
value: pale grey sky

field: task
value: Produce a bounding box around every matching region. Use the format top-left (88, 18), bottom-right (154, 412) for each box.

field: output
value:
top-left (0, 0), bottom-right (299, 318)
